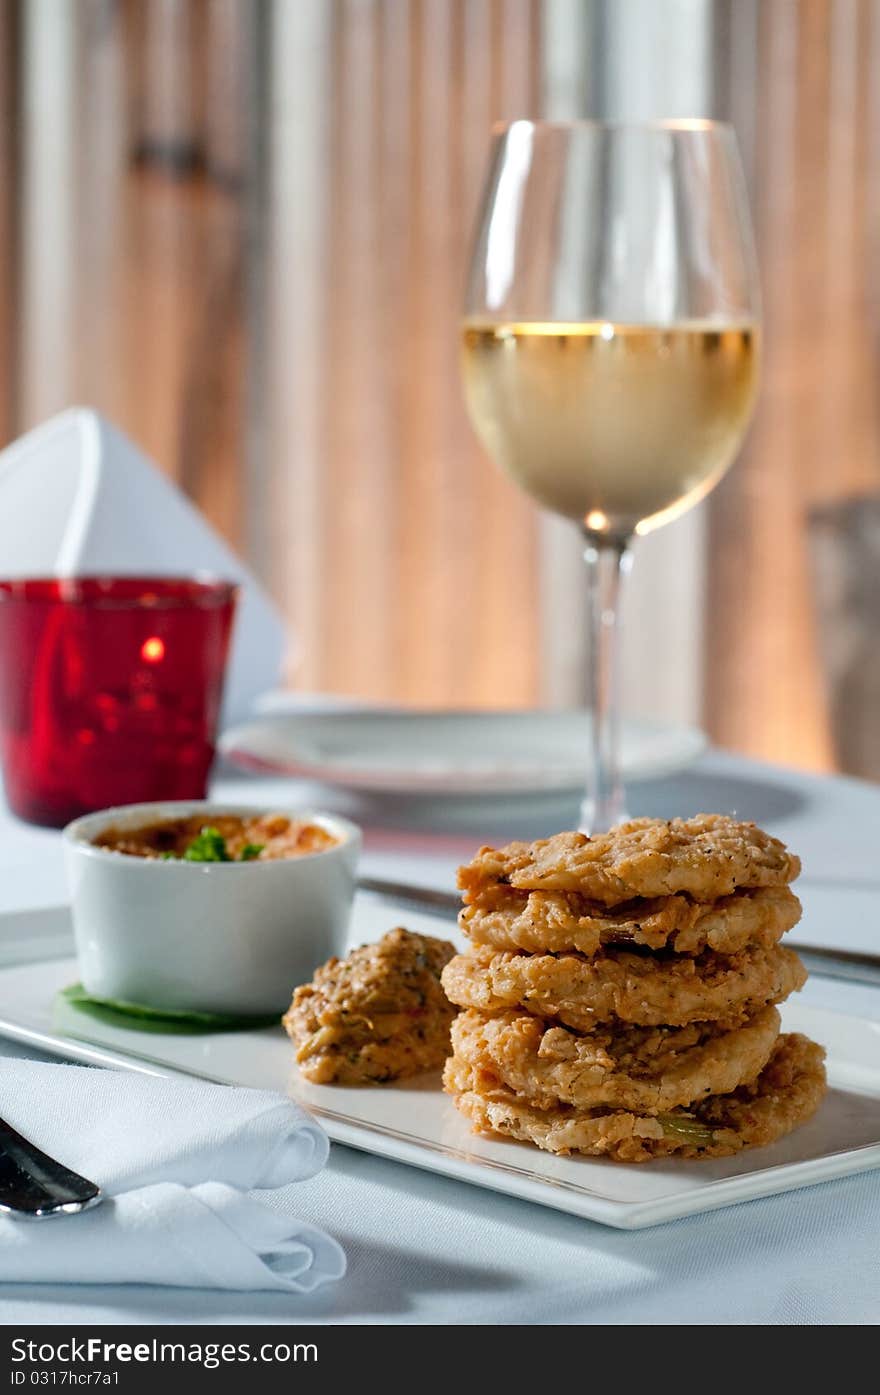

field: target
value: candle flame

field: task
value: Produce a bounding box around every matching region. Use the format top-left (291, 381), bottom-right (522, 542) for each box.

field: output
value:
top-left (140, 636), bottom-right (165, 664)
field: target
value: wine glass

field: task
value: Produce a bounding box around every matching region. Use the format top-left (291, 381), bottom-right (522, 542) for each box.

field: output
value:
top-left (461, 120), bottom-right (760, 832)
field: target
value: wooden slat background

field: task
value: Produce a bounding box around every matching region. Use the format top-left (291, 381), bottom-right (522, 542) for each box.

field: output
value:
top-left (709, 0), bottom-right (880, 771)
top-left (259, 0), bottom-right (542, 705)
top-left (1, 0), bottom-right (878, 772)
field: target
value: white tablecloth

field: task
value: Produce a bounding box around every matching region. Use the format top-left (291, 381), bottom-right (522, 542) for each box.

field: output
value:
top-left (0, 749), bottom-right (878, 1325)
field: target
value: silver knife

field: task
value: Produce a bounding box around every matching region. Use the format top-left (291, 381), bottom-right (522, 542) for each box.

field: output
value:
top-left (358, 875), bottom-right (880, 988)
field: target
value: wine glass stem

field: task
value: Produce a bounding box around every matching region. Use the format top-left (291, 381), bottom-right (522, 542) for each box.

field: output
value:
top-left (578, 532), bottom-right (634, 834)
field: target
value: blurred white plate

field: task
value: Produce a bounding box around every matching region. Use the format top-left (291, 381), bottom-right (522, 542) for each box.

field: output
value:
top-left (218, 710), bottom-right (707, 796)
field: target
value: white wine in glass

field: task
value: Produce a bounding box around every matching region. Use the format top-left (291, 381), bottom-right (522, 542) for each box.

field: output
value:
top-left (461, 122), bottom-right (760, 830)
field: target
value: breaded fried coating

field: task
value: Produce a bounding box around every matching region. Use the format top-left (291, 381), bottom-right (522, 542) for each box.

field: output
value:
top-left (445, 1033), bottom-right (826, 1162)
top-left (459, 816), bottom-right (800, 907)
top-left (449, 1005), bottom-right (780, 1113)
top-left (285, 928), bottom-right (456, 1084)
top-left (442, 942), bottom-right (807, 1030)
top-left (460, 883), bottom-right (801, 957)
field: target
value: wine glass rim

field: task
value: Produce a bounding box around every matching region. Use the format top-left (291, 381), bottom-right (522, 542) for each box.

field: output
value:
top-left (492, 117), bottom-right (735, 136)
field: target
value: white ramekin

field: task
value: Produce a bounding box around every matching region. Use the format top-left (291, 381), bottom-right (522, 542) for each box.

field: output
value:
top-left (63, 801), bottom-right (362, 1016)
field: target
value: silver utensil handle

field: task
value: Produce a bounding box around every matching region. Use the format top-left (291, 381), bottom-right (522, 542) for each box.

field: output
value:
top-left (358, 876), bottom-right (461, 918)
top-left (0, 1118), bottom-right (101, 1218)
top-left (791, 944), bottom-right (880, 988)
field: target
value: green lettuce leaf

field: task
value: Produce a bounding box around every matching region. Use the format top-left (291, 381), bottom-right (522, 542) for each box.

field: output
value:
top-left (56, 983), bottom-right (279, 1034)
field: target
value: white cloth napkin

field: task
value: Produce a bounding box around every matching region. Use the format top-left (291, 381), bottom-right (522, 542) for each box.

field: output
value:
top-left (2, 1059), bottom-right (328, 1190)
top-left (0, 1185), bottom-right (344, 1292)
top-left (0, 1061), bottom-right (345, 1292)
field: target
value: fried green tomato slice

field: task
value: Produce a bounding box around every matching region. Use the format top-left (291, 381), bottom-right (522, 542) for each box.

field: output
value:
top-left (442, 943), bottom-right (807, 1030)
top-left (444, 1033), bottom-right (826, 1162)
top-left (448, 1006), bottom-right (781, 1113)
top-left (459, 883), bottom-right (801, 957)
top-left (458, 816), bottom-right (800, 908)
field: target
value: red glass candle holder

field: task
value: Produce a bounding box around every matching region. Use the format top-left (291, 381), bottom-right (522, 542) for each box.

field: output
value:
top-left (0, 576), bottom-right (237, 827)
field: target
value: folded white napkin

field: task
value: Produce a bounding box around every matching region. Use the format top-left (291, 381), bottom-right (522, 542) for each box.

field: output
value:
top-left (2, 1059), bottom-right (327, 1190)
top-left (0, 1061), bottom-right (345, 1292)
top-left (0, 1184), bottom-right (345, 1292)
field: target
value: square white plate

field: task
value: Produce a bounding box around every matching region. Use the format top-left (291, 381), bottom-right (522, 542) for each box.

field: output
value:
top-left (1, 902), bottom-right (878, 1229)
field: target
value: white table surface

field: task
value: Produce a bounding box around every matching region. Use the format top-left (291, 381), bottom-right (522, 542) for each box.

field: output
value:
top-left (1, 748), bottom-right (879, 1325)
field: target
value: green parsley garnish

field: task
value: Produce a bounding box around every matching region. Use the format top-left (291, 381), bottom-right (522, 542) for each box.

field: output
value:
top-left (182, 826), bottom-right (231, 862)
top-left (158, 827), bottom-right (266, 863)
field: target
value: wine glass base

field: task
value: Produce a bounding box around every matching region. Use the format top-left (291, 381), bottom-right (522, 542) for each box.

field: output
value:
top-left (577, 796), bottom-right (631, 836)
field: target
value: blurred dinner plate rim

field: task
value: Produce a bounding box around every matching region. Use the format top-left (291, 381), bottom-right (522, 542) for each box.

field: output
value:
top-left (218, 709), bottom-right (708, 795)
